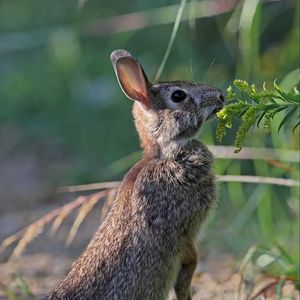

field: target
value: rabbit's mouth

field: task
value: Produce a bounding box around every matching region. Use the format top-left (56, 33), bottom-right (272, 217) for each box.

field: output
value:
top-left (206, 107), bottom-right (222, 120)
top-left (201, 91), bottom-right (225, 121)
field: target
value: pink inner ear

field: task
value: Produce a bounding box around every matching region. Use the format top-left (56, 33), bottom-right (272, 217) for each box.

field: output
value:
top-left (116, 58), bottom-right (151, 109)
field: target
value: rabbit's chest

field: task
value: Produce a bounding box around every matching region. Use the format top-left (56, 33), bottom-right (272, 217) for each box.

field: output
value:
top-left (132, 158), bottom-right (215, 236)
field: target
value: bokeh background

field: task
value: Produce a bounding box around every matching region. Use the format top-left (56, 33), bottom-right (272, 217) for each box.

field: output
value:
top-left (0, 0), bottom-right (299, 298)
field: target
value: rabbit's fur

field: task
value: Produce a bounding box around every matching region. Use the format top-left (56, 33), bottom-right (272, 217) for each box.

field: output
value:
top-left (47, 49), bottom-right (224, 300)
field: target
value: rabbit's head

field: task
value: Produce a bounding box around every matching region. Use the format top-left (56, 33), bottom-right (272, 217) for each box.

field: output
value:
top-left (111, 49), bottom-right (225, 157)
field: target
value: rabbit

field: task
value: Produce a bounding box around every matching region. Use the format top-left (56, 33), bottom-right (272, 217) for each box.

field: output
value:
top-left (46, 49), bottom-right (225, 300)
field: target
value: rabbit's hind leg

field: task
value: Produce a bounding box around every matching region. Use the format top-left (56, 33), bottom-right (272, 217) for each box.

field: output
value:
top-left (174, 242), bottom-right (197, 300)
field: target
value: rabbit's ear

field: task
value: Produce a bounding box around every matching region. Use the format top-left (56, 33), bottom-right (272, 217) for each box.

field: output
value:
top-left (111, 49), bottom-right (151, 110)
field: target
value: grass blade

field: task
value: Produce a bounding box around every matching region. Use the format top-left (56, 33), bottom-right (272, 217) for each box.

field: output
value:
top-left (274, 243), bottom-right (295, 265)
top-left (275, 276), bottom-right (286, 300)
top-left (236, 0), bottom-right (261, 78)
top-left (154, 0), bottom-right (188, 82)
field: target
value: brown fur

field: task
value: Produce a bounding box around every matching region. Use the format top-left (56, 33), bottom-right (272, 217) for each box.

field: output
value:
top-left (45, 49), bottom-right (224, 300)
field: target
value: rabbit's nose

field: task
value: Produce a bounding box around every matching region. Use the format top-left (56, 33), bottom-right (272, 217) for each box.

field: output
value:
top-left (219, 94), bottom-right (225, 102)
top-left (207, 90), bottom-right (225, 103)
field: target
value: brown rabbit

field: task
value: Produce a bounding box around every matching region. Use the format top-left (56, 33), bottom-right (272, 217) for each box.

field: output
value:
top-left (46, 49), bottom-right (224, 300)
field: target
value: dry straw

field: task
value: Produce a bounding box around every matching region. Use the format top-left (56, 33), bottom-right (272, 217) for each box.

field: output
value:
top-left (0, 190), bottom-right (111, 261)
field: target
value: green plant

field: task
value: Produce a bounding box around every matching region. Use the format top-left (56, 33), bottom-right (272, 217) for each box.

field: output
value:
top-left (0, 274), bottom-right (36, 300)
top-left (216, 79), bottom-right (300, 152)
top-left (238, 243), bottom-right (299, 299)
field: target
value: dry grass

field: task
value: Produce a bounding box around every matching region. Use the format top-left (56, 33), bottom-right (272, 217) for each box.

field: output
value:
top-left (0, 189), bottom-right (111, 260)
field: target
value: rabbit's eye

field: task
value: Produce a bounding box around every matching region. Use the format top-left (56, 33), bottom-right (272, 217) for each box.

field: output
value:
top-left (171, 90), bottom-right (186, 103)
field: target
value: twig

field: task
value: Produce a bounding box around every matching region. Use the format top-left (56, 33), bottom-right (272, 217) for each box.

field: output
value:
top-left (57, 174), bottom-right (299, 194)
top-left (209, 146), bottom-right (299, 163)
top-left (57, 181), bottom-right (121, 193)
top-left (217, 175), bottom-right (300, 187)
top-left (266, 159), bottom-right (294, 173)
top-left (58, 146), bottom-right (299, 193)
top-left (217, 175), bottom-right (299, 187)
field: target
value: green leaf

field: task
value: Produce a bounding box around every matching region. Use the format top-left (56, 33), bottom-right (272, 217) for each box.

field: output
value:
top-left (284, 265), bottom-right (300, 280)
top-left (264, 104), bottom-right (280, 111)
top-left (257, 110), bottom-right (267, 127)
top-left (238, 108), bottom-right (249, 117)
top-left (273, 106), bottom-right (289, 113)
top-left (274, 243), bottom-right (295, 265)
top-left (274, 80), bottom-right (299, 103)
top-left (286, 90), bottom-right (300, 104)
top-left (267, 106), bottom-right (289, 119)
top-left (278, 107), bottom-right (297, 133)
top-left (293, 120), bottom-right (300, 132)
top-left (15, 274), bottom-right (35, 297)
top-left (249, 95), bottom-right (259, 103)
top-left (3, 289), bottom-right (19, 300)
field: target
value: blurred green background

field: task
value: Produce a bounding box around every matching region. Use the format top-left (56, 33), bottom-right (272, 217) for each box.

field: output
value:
top-left (0, 0), bottom-right (299, 286)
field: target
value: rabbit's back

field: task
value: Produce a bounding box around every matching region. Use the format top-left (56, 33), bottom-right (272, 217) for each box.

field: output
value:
top-left (48, 160), bottom-right (179, 300)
